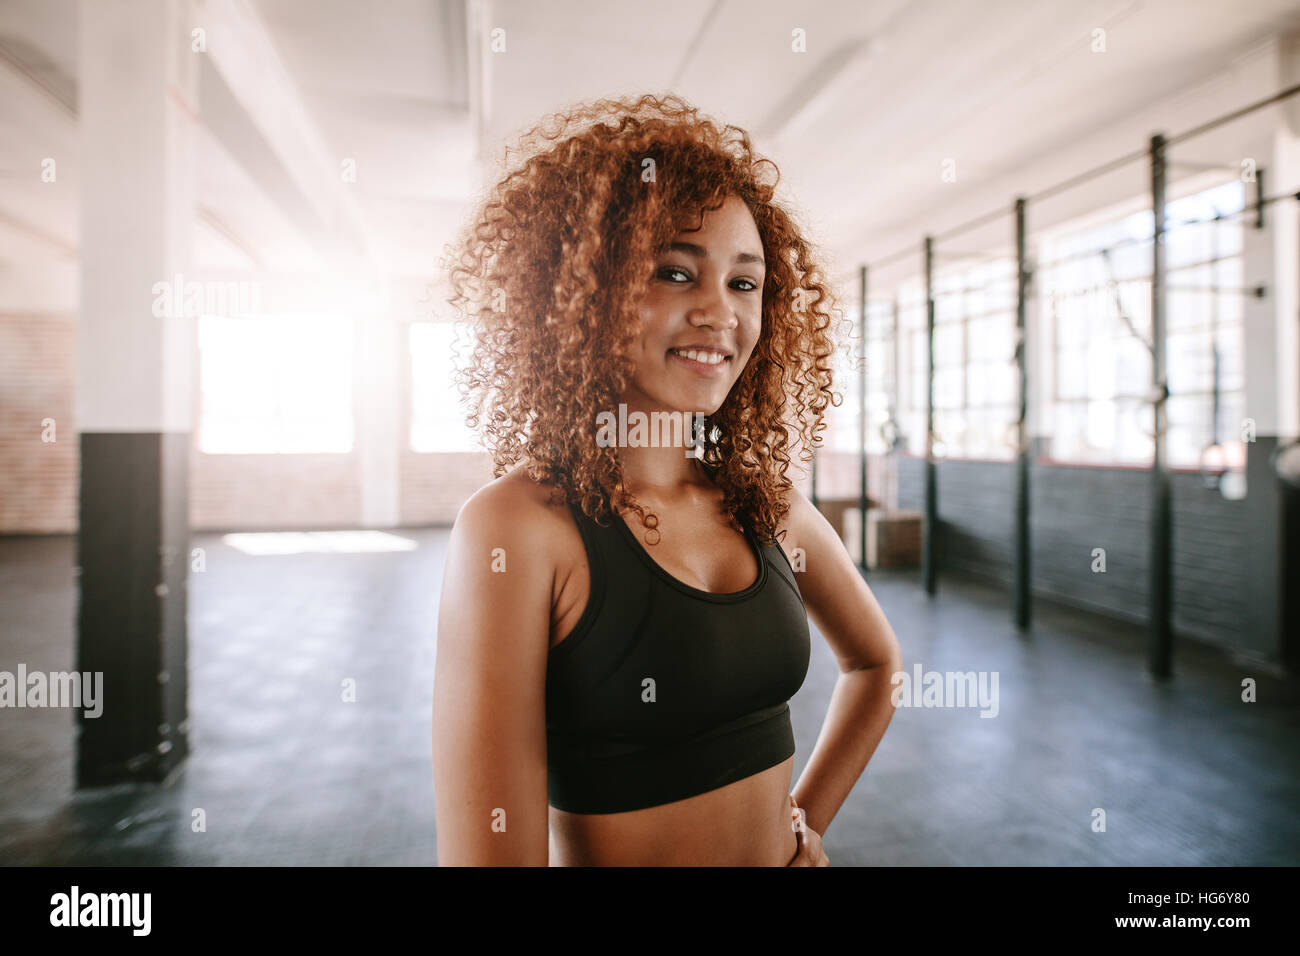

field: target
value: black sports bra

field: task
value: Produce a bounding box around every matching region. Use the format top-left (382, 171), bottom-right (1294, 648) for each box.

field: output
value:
top-left (545, 500), bottom-right (811, 814)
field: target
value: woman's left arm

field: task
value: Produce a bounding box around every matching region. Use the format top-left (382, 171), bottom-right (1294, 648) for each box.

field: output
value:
top-left (779, 486), bottom-right (903, 841)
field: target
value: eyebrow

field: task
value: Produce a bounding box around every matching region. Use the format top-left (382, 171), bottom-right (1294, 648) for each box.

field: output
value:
top-left (666, 241), bottom-right (766, 268)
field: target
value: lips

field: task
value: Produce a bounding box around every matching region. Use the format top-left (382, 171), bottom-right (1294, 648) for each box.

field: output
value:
top-left (667, 345), bottom-right (732, 366)
top-left (667, 347), bottom-right (732, 375)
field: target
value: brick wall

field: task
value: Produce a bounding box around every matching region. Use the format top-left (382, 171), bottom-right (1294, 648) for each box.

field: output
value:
top-left (896, 453), bottom-right (1251, 651)
top-left (400, 450), bottom-right (495, 525)
top-left (0, 314), bottom-right (78, 533)
top-left (189, 451), bottom-right (362, 530)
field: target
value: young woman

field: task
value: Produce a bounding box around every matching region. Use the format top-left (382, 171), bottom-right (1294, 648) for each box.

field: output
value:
top-left (432, 94), bottom-right (901, 866)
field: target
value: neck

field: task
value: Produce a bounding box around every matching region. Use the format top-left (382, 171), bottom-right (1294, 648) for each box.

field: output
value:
top-left (618, 445), bottom-right (712, 500)
top-left (606, 392), bottom-right (714, 500)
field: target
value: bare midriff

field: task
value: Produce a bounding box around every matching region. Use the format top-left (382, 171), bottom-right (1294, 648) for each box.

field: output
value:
top-left (547, 756), bottom-right (798, 866)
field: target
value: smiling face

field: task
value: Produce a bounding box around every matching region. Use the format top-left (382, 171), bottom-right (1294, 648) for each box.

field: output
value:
top-left (621, 194), bottom-right (766, 416)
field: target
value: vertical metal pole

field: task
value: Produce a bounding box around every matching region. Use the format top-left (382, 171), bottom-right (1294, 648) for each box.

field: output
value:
top-left (960, 279), bottom-right (969, 437)
top-left (891, 295), bottom-right (901, 522)
top-left (1256, 166), bottom-right (1265, 230)
top-left (892, 296), bottom-right (901, 424)
top-left (1014, 197), bottom-right (1032, 629)
top-left (1210, 214), bottom-right (1220, 449)
top-left (858, 265), bottom-right (869, 573)
top-left (1286, 202), bottom-right (1300, 671)
top-left (1149, 133), bottom-right (1173, 678)
top-left (923, 236), bottom-right (938, 595)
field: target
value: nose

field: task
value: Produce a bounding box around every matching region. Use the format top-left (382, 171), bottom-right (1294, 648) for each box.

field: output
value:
top-left (686, 283), bottom-right (738, 330)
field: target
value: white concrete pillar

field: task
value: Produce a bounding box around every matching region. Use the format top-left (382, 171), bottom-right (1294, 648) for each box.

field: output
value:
top-left (79, 0), bottom-right (198, 433)
top-left (356, 303), bottom-right (402, 529)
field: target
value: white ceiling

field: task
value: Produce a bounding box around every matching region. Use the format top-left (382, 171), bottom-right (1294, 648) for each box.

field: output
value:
top-left (2, 0), bottom-right (1300, 305)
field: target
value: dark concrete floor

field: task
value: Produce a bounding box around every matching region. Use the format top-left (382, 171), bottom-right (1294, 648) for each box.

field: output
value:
top-left (1, 529), bottom-right (1296, 866)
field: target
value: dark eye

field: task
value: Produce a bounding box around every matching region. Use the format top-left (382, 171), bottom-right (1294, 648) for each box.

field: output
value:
top-left (657, 266), bottom-right (691, 282)
top-left (733, 277), bottom-right (760, 292)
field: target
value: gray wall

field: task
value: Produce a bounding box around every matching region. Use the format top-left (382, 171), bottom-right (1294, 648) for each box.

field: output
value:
top-left (895, 452), bottom-right (1249, 652)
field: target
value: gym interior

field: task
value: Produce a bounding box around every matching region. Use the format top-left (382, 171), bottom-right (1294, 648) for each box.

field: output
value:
top-left (1, 0), bottom-right (1297, 866)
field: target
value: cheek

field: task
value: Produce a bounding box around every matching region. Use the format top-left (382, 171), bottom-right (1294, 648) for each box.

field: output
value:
top-left (741, 314), bottom-right (763, 354)
top-left (636, 301), bottom-right (671, 343)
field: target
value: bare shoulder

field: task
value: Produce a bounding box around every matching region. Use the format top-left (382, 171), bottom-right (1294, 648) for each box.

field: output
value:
top-left (447, 470), bottom-right (590, 606)
top-left (449, 468), bottom-right (578, 572)
top-left (442, 468), bottom-right (590, 659)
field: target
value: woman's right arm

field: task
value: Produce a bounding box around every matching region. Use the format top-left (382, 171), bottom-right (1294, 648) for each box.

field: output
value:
top-left (432, 482), bottom-right (553, 865)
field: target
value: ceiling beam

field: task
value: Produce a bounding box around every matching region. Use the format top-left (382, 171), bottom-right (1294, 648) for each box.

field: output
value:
top-left (199, 0), bottom-right (379, 271)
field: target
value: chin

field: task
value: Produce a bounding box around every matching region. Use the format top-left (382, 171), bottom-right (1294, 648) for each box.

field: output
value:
top-left (668, 391), bottom-right (728, 417)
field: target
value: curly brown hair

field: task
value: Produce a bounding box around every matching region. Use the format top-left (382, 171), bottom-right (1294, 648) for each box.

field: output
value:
top-left (440, 92), bottom-right (846, 545)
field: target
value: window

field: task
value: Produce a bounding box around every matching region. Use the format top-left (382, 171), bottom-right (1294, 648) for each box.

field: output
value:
top-left (198, 314), bottom-right (354, 454)
top-left (1038, 180), bottom-right (1245, 467)
top-left (1039, 211), bottom-right (1153, 464)
top-left (890, 260), bottom-right (1019, 461)
top-left (862, 298), bottom-right (900, 456)
top-left (932, 258), bottom-right (1019, 460)
top-left (825, 298), bottom-right (897, 455)
top-left (1165, 183), bottom-right (1246, 470)
top-left (825, 319), bottom-right (859, 456)
top-left (409, 321), bottom-right (482, 453)
top-left (897, 284), bottom-right (928, 457)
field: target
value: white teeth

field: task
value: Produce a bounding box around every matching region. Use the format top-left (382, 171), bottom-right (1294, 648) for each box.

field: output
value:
top-left (672, 348), bottom-right (726, 365)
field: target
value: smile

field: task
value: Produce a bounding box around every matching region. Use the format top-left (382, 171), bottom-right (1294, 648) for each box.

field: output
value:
top-left (667, 347), bottom-right (731, 375)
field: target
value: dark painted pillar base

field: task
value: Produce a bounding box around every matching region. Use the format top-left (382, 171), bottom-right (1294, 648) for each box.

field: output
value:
top-left (76, 431), bottom-right (191, 787)
top-left (1284, 478), bottom-right (1294, 671)
top-left (1280, 458), bottom-right (1299, 673)
top-left (1241, 436), bottom-right (1284, 668)
top-left (922, 458), bottom-right (938, 594)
